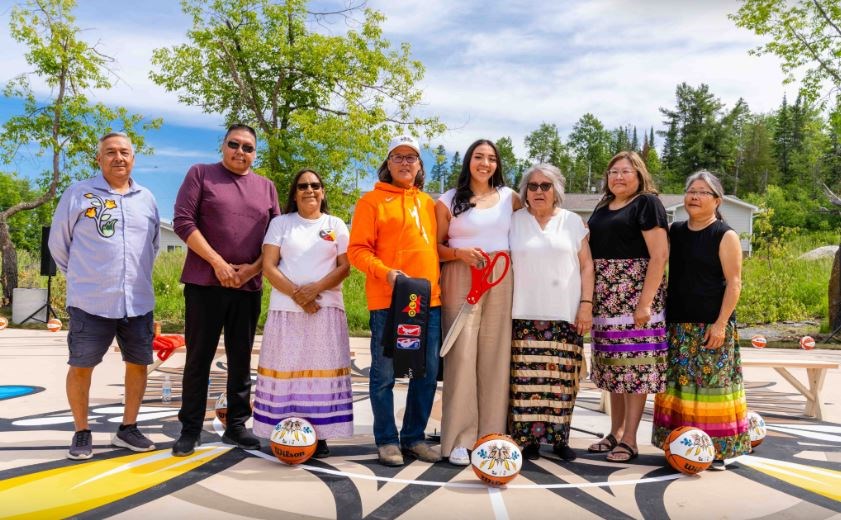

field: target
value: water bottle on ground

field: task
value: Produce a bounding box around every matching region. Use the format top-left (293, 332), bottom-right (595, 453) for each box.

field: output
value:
top-left (162, 374), bottom-right (172, 403)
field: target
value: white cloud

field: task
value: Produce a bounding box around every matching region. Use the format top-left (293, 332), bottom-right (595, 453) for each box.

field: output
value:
top-left (0, 0), bottom-right (809, 162)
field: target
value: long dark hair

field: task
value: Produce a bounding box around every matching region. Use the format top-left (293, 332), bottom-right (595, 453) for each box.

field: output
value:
top-left (595, 150), bottom-right (658, 210)
top-left (285, 168), bottom-right (330, 215)
top-left (451, 139), bottom-right (506, 217)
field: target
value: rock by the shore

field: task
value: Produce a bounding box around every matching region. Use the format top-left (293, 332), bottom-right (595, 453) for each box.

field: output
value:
top-left (799, 245), bottom-right (839, 260)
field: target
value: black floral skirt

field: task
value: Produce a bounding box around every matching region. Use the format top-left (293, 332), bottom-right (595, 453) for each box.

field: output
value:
top-left (509, 319), bottom-right (583, 447)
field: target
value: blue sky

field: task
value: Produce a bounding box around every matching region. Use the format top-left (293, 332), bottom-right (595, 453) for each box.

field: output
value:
top-left (0, 0), bottom-right (792, 220)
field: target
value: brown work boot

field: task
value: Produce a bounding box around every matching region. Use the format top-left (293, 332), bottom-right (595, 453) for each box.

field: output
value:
top-left (377, 444), bottom-right (404, 466)
top-left (402, 442), bottom-right (442, 463)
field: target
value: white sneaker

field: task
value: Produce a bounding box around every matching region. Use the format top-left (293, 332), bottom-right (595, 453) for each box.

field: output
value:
top-left (449, 446), bottom-right (470, 466)
top-left (710, 460), bottom-right (727, 471)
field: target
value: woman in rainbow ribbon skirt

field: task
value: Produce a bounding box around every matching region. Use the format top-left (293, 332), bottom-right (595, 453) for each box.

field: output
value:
top-left (652, 171), bottom-right (749, 470)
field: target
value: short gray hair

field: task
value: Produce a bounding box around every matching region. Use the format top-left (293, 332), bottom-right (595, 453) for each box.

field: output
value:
top-left (685, 170), bottom-right (724, 220)
top-left (519, 163), bottom-right (566, 207)
top-left (97, 132), bottom-right (134, 156)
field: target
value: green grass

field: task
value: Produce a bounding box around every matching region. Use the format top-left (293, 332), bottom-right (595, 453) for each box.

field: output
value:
top-left (5, 231), bottom-right (835, 332)
top-left (737, 231), bottom-right (836, 327)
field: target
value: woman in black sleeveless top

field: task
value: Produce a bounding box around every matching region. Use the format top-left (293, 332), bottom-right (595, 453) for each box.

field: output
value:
top-left (652, 171), bottom-right (750, 470)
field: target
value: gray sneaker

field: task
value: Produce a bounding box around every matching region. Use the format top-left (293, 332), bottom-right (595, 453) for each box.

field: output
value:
top-left (112, 424), bottom-right (156, 452)
top-left (67, 430), bottom-right (93, 460)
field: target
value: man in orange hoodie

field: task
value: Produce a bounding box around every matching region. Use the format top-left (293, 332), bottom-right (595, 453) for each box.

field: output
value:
top-left (348, 135), bottom-right (442, 466)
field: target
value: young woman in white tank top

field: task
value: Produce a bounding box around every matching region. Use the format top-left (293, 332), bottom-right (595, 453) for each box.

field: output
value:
top-left (434, 139), bottom-right (522, 466)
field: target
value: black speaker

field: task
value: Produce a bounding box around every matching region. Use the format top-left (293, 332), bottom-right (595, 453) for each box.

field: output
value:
top-left (40, 226), bottom-right (57, 277)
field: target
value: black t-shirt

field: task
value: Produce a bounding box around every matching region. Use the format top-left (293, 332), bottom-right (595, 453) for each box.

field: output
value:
top-left (587, 193), bottom-right (668, 259)
top-left (666, 219), bottom-right (734, 324)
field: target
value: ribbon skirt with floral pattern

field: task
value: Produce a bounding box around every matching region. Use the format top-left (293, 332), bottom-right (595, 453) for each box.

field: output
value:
top-left (652, 321), bottom-right (751, 459)
top-left (590, 257), bottom-right (667, 394)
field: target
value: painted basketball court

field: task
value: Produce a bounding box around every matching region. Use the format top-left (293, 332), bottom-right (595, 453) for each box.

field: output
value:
top-left (0, 328), bottom-right (839, 519)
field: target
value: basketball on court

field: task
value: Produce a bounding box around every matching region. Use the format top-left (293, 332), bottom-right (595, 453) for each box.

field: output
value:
top-left (750, 335), bottom-right (766, 348)
top-left (46, 318), bottom-right (62, 332)
top-left (214, 393), bottom-right (227, 426)
top-left (663, 426), bottom-right (716, 475)
top-left (799, 336), bottom-right (815, 350)
top-left (471, 433), bottom-right (523, 486)
top-left (0, 316), bottom-right (7, 330)
top-left (747, 411), bottom-right (767, 448)
top-left (270, 417), bottom-right (317, 465)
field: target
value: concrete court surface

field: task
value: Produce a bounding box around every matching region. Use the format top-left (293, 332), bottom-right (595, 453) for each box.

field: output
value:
top-left (0, 328), bottom-right (839, 519)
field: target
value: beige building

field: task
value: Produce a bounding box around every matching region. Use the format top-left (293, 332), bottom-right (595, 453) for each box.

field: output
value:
top-left (159, 220), bottom-right (185, 255)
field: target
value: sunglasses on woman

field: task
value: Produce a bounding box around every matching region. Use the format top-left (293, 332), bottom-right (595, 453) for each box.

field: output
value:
top-left (297, 182), bottom-right (323, 191)
top-left (526, 182), bottom-right (552, 192)
top-left (226, 140), bottom-right (256, 154)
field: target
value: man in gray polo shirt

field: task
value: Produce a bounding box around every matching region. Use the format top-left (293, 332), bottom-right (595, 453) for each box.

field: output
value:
top-left (49, 132), bottom-right (160, 460)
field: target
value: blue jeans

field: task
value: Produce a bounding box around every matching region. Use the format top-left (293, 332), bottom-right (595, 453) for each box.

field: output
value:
top-left (368, 307), bottom-right (441, 448)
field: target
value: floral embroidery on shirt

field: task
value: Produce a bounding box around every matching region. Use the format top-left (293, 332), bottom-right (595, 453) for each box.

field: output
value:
top-left (83, 193), bottom-right (119, 237)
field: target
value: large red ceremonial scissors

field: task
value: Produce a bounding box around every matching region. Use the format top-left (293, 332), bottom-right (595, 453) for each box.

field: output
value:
top-left (439, 251), bottom-right (511, 357)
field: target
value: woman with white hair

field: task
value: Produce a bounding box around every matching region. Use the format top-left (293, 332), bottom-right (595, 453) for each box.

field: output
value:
top-left (508, 164), bottom-right (594, 461)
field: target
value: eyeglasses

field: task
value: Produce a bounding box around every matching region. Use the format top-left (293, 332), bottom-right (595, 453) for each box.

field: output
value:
top-left (297, 182), bottom-right (322, 191)
top-left (389, 154), bottom-right (419, 164)
top-left (226, 140), bottom-right (256, 154)
top-left (526, 182), bottom-right (553, 192)
top-left (685, 189), bottom-right (716, 198)
top-left (608, 169), bottom-right (635, 177)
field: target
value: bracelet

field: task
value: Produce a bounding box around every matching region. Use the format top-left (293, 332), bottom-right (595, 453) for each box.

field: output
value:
top-left (579, 300), bottom-right (593, 304)
top-left (453, 248), bottom-right (460, 260)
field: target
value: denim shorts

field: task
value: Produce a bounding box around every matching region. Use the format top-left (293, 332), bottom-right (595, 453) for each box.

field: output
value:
top-left (67, 307), bottom-right (154, 367)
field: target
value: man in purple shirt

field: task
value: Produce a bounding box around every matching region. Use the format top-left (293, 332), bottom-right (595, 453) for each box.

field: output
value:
top-left (172, 124), bottom-right (280, 456)
top-left (49, 132), bottom-right (160, 460)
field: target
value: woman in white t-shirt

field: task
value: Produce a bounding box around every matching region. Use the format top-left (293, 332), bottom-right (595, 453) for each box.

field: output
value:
top-left (508, 163), bottom-right (594, 461)
top-left (435, 139), bottom-right (522, 466)
top-left (253, 169), bottom-right (352, 458)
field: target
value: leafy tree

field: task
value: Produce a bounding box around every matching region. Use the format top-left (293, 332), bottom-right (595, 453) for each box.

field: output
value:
top-left (567, 113), bottom-right (611, 192)
top-left (0, 172), bottom-right (51, 253)
top-left (150, 0), bottom-right (444, 218)
top-left (731, 0), bottom-right (841, 100)
top-left (658, 83), bottom-right (748, 191)
top-left (446, 151), bottom-right (461, 190)
top-left (430, 144), bottom-right (447, 194)
top-left (824, 93), bottom-right (841, 192)
top-left (0, 0), bottom-right (158, 305)
top-left (737, 114), bottom-right (777, 194)
top-left (524, 123), bottom-right (566, 164)
top-left (495, 136), bottom-right (523, 187)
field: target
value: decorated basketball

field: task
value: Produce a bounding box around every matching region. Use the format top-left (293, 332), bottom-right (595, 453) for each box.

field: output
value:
top-left (214, 393), bottom-right (227, 426)
top-left (270, 417), bottom-right (318, 465)
top-left (46, 318), bottom-right (62, 332)
top-left (470, 433), bottom-right (522, 486)
top-left (750, 335), bottom-right (766, 348)
top-left (747, 411), bottom-right (767, 448)
top-left (799, 336), bottom-right (815, 350)
top-left (0, 316), bottom-right (7, 330)
top-left (663, 426), bottom-right (716, 475)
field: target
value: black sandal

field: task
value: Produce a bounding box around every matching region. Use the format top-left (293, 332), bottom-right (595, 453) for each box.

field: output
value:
top-left (587, 433), bottom-right (618, 453)
top-left (606, 442), bottom-right (638, 463)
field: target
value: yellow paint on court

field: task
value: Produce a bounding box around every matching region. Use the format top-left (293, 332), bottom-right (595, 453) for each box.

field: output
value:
top-left (0, 446), bottom-right (231, 519)
top-left (740, 455), bottom-right (841, 502)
